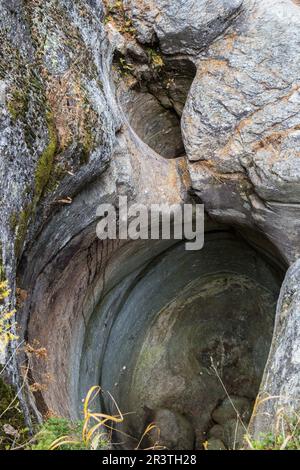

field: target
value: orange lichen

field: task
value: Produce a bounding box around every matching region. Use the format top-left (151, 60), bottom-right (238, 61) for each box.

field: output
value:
top-left (197, 58), bottom-right (229, 79)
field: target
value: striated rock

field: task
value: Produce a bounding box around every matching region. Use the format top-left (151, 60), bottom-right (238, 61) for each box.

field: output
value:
top-left (182, 1), bottom-right (300, 172)
top-left (182, 0), bottom-right (300, 263)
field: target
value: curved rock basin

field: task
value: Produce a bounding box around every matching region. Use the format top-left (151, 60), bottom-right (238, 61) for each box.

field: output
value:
top-left (4, 0), bottom-right (299, 451)
top-left (77, 230), bottom-right (284, 449)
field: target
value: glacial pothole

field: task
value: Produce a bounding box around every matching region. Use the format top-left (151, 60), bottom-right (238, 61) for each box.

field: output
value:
top-left (117, 57), bottom-right (197, 159)
top-left (74, 229), bottom-right (285, 450)
top-left (17, 47), bottom-right (287, 444)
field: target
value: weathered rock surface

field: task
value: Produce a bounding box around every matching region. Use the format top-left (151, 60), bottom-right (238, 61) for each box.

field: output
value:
top-left (210, 396), bottom-right (252, 449)
top-left (0, 0), bottom-right (300, 450)
top-left (149, 409), bottom-right (195, 450)
top-left (182, 0), bottom-right (300, 264)
top-left (251, 260), bottom-right (300, 438)
top-left (212, 397), bottom-right (251, 425)
top-left (123, 0), bottom-right (243, 55)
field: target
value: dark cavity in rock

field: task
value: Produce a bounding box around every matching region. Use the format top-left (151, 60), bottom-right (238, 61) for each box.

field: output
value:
top-left (118, 58), bottom-right (197, 158)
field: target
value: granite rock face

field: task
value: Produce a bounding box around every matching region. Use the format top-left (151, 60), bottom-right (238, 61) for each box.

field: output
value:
top-left (0, 0), bottom-right (299, 449)
top-left (251, 260), bottom-right (300, 438)
top-left (0, 0), bottom-right (115, 278)
top-left (123, 0), bottom-right (243, 54)
top-left (182, 0), bottom-right (300, 264)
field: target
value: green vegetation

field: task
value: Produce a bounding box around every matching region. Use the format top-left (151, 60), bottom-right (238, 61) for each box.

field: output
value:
top-left (0, 279), bottom-right (26, 450)
top-left (0, 381), bottom-right (160, 451)
top-left (0, 379), bottom-right (28, 450)
top-left (13, 206), bottom-right (33, 260)
top-left (104, 1), bottom-right (136, 35)
top-left (0, 280), bottom-right (17, 347)
top-left (34, 112), bottom-right (58, 202)
top-left (31, 387), bottom-right (114, 450)
top-left (31, 417), bottom-right (88, 450)
top-left (116, 55), bottom-right (135, 76)
top-left (8, 109), bottom-right (57, 257)
top-left (250, 418), bottom-right (300, 450)
top-left (31, 416), bottom-right (111, 450)
top-left (147, 48), bottom-right (165, 71)
top-left (7, 87), bottom-right (29, 122)
top-left (81, 128), bottom-right (95, 165)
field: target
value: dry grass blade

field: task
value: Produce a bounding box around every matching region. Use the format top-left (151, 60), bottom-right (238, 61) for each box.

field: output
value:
top-left (243, 434), bottom-right (255, 450)
top-left (253, 394), bottom-right (300, 415)
top-left (47, 385), bottom-right (165, 450)
top-left (49, 436), bottom-right (80, 451)
top-left (82, 386), bottom-right (124, 446)
top-left (135, 423), bottom-right (160, 450)
top-left (280, 435), bottom-right (293, 450)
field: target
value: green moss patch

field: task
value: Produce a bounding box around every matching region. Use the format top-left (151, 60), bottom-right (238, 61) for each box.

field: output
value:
top-left (31, 417), bottom-right (87, 450)
top-left (7, 87), bottom-right (30, 122)
top-left (34, 112), bottom-right (58, 202)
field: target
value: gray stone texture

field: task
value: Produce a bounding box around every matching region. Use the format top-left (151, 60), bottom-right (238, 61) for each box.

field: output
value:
top-left (0, 0), bottom-right (300, 449)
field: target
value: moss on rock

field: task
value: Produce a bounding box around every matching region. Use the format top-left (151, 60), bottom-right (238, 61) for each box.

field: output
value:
top-left (34, 112), bottom-right (58, 202)
top-left (14, 205), bottom-right (33, 260)
top-left (0, 378), bottom-right (28, 450)
top-left (7, 86), bottom-right (30, 122)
